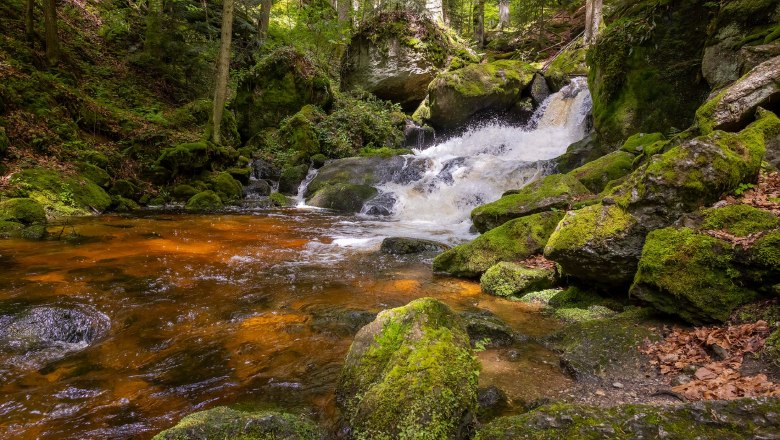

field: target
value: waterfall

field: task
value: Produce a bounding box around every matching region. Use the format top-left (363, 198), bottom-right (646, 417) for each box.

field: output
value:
top-left (372, 77), bottom-right (592, 239)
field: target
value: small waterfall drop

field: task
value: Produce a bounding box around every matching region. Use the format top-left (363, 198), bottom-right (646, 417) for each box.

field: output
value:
top-left (375, 77), bottom-right (592, 239)
top-left (295, 166), bottom-right (321, 208)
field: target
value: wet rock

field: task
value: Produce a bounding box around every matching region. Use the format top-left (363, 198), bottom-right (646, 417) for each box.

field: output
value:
top-left (529, 73), bottom-right (551, 106)
top-left (185, 191), bottom-right (223, 212)
top-left (379, 237), bottom-right (449, 256)
top-left (554, 134), bottom-right (612, 174)
top-left (404, 121), bottom-right (436, 149)
top-left (243, 179), bottom-right (272, 198)
top-left (251, 159), bottom-right (281, 181)
top-left (697, 56), bottom-right (780, 133)
top-left (475, 397), bottom-right (780, 439)
top-left (152, 407), bottom-right (324, 440)
top-left (567, 150), bottom-right (636, 193)
top-left (310, 309), bottom-right (377, 337)
top-left (471, 174), bottom-right (590, 233)
top-left (477, 386), bottom-right (509, 420)
top-left (460, 310), bottom-right (517, 348)
top-left (480, 263), bottom-right (556, 298)
top-left (434, 211), bottom-right (564, 278)
top-left (336, 298), bottom-right (479, 439)
top-left (278, 164), bottom-right (309, 195)
top-left (307, 183), bottom-right (377, 213)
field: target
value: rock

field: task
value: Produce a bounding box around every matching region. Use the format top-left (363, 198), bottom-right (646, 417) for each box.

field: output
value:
top-left (110, 179), bottom-right (139, 200)
top-left (459, 310), bottom-right (517, 348)
top-left (309, 308), bottom-right (377, 337)
top-left (0, 126), bottom-right (8, 157)
top-left (278, 164), bottom-right (309, 195)
top-left (699, 204), bottom-right (779, 237)
top-left (336, 298), bottom-right (479, 439)
top-left (475, 397), bottom-right (780, 439)
top-left (209, 172), bottom-right (243, 203)
top-left (630, 227), bottom-right (758, 324)
top-left (544, 204), bottom-right (647, 288)
top-left (0, 198), bottom-right (46, 225)
top-left (152, 407), bottom-right (324, 440)
top-left (477, 386), bottom-right (509, 420)
top-left (434, 211), bottom-right (564, 278)
top-left (233, 47), bottom-right (333, 139)
top-left (553, 305), bottom-right (618, 323)
top-left (111, 196), bottom-right (139, 212)
top-left (276, 105), bottom-right (323, 164)
top-left (8, 169), bottom-right (112, 216)
top-left (529, 73), bottom-right (550, 105)
top-left (251, 159), bottom-right (281, 181)
top-left (480, 262), bottom-right (556, 298)
top-left (341, 12), bottom-right (458, 111)
top-left (554, 134), bottom-right (613, 173)
top-left (154, 141), bottom-right (238, 180)
top-left (588, 0), bottom-right (711, 144)
top-left (567, 150), bottom-right (636, 193)
top-left (471, 174), bottom-right (590, 233)
top-left (243, 179), bottom-right (272, 198)
top-left (542, 41), bottom-right (587, 92)
top-left (425, 60), bottom-right (536, 131)
top-left (227, 166), bottom-right (251, 185)
top-left (77, 162), bottom-right (110, 187)
top-left (172, 184), bottom-right (200, 202)
top-left (379, 237), bottom-right (449, 255)
top-left (619, 132), bottom-right (667, 155)
top-left (697, 56), bottom-right (780, 133)
top-left (185, 191), bottom-right (224, 212)
top-left (269, 192), bottom-right (289, 207)
top-left (306, 183), bottom-right (377, 213)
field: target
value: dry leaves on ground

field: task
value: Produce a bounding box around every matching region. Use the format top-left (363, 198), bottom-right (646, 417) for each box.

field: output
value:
top-left (641, 321), bottom-right (780, 400)
top-left (518, 255), bottom-right (557, 270)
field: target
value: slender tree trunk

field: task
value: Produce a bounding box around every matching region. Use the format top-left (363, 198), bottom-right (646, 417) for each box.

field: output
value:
top-left (498, 0), bottom-right (509, 31)
top-left (258, 0), bottom-right (272, 43)
top-left (43, 0), bottom-right (59, 65)
top-left (584, 0), bottom-right (602, 45)
top-left (474, 0), bottom-right (484, 48)
top-left (26, 0), bottom-right (35, 43)
top-left (337, 0), bottom-right (351, 25)
top-left (211, 0), bottom-right (235, 145)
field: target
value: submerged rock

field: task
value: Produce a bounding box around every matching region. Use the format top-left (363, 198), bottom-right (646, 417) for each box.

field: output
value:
top-left (379, 237), bottom-right (449, 255)
top-left (480, 263), bottom-right (556, 298)
top-left (476, 397), bottom-right (780, 439)
top-left (336, 298), bottom-right (479, 439)
top-left (152, 407), bottom-right (324, 440)
top-left (459, 310), bottom-right (517, 348)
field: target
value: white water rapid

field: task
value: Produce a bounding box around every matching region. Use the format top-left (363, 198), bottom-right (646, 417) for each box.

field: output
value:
top-left (303, 77), bottom-right (592, 254)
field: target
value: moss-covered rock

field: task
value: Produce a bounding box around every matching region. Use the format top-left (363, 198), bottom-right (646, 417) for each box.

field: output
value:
top-left (750, 230), bottom-right (780, 273)
top-left (336, 298), bottom-right (479, 440)
top-left (553, 134), bottom-right (615, 173)
top-left (480, 263), bottom-right (556, 298)
top-left (0, 126), bottom-right (8, 157)
top-left (0, 198), bottom-right (46, 225)
top-left (475, 398), bottom-right (780, 439)
top-left (306, 183), bottom-right (377, 213)
top-left (278, 164), bottom-right (309, 195)
top-left (425, 60), bottom-right (536, 131)
top-left (154, 141), bottom-right (239, 179)
top-left (110, 179), bottom-right (139, 200)
top-left (567, 150), bottom-right (636, 193)
top-left (554, 305), bottom-right (618, 323)
top-left (269, 192), bottom-right (289, 207)
top-left (111, 195), bottom-right (139, 212)
top-left (8, 169), bottom-right (112, 216)
top-left (233, 47), bottom-right (333, 140)
top-left (471, 174), bottom-right (590, 233)
top-left (76, 162), bottom-right (110, 188)
top-left (185, 191), bottom-right (223, 212)
top-left (210, 172), bottom-right (243, 203)
top-left (587, 0), bottom-right (713, 144)
top-left (700, 204), bottom-right (780, 236)
top-left (630, 227), bottom-right (758, 324)
top-left (152, 406), bottom-right (324, 440)
top-left (543, 41), bottom-right (588, 92)
top-left (379, 237), bottom-right (449, 255)
top-left (434, 211), bottom-right (564, 278)
top-left (276, 105), bottom-right (323, 164)
top-left (619, 132), bottom-right (666, 155)
top-left (544, 204), bottom-right (646, 288)
top-left (172, 184), bottom-right (199, 202)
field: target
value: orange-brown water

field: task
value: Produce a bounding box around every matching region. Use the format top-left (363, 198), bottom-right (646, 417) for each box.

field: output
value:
top-left (0, 210), bottom-right (571, 439)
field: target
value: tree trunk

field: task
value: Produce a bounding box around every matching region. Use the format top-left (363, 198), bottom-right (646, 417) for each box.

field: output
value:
top-left (258, 0), bottom-right (271, 43)
top-left (584, 0), bottom-right (602, 45)
top-left (337, 0), bottom-right (352, 24)
top-left (474, 0), bottom-right (484, 48)
top-left (425, 0), bottom-right (443, 22)
top-left (498, 0), bottom-right (509, 31)
top-left (25, 0), bottom-right (35, 43)
top-left (211, 0), bottom-right (235, 145)
top-left (145, 0), bottom-right (163, 57)
top-left (43, 0), bottom-right (59, 65)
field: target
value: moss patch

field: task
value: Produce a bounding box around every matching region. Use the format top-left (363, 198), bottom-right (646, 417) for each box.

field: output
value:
top-left (567, 150), bottom-right (636, 193)
top-left (480, 262), bottom-right (556, 298)
top-left (700, 204), bottom-right (779, 236)
top-left (0, 198), bottom-right (46, 225)
top-left (185, 190), bottom-right (223, 212)
top-left (8, 169), bottom-right (111, 216)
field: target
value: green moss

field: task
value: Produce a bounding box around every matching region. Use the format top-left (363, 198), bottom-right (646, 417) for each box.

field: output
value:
top-left (185, 190), bottom-right (223, 212)
top-left (548, 286), bottom-right (606, 309)
top-left (306, 183), bottom-right (377, 213)
top-left (269, 192), bottom-right (289, 207)
top-left (8, 169), bottom-right (111, 216)
top-left (434, 211), bottom-right (564, 278)
top-left (0, 198), bottom-right (46, 225)
top-left (471, 174), bottom-right (590, 233)
top-left (441, 60), bottom-right (535, 98)
top-left (554, 305), bottom-right (617, 323)
top-left (172, 184), bottom-right (199, 202)
top-left (630, 228), bottom-right (757, 324)
top-left (544, 42), bottom-right (587, 91)
top-left (358, 146), bottom-right (413, 158)
top-left (0, 221), bottom-right (25, 238)
top-left (480, 263), bottom-right (556, 298)
top-left (76, 162), bottom-right (110, 187)
top-left (278, 164), bottom-right (309, 195)
top-left (277, 105), bottom-right (323, 163)
top-left (764, 329), bottom-right (780, 366)
top-left (518, 289), bottom-right (561, 305)
top-left (210, 172), bottom-right (243, 203)
top-left (700, 204), bottom-right (779, 236)
top-left (694, 89), bottom-right (728, 134)
top-left (110, 179), bottom-right (139, 200)
top-left (567, 151), bottom-right (636, 193)
top-left (155, 141), bottom-right (239, 179)
top-left (620, 132), bottom-right (666, 154)
top-left (751, 231), bottom-right (780, 270)
top-left (545, 204), bottom-right (636, 252)
top-left (111, 195), bottom-right (139, 212)
top-left (0, 126), bottom-right (8, 156)
top-left (226, 167), bottom-right (251, 185)
top-left (152, 407), bottom-right (323, 440)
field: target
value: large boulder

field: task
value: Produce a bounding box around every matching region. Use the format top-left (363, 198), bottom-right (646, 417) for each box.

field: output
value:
top-left (696, 56), bottom-right (780, 133)
top-left (434, 211), bottom-right (564, 278)
top-left (380, 237), bottom-right (449, 255)
top-left (0, 198), bottom-right (46, 225)
top-left (425, 60), bottom-right (536, 131)
top-left (307, 183), bottom-right (378, 213)
top-left (471, 174), bottom-right (590, 233)
top-left (341, 12), bottom-right (461, 111)
top-left (8, 169), bottom-right (111, 217)
top-left (336, 298), bottom-right (479, 439)
top-left (587, 0), bottom-right (712, 144)
top-left (152, 407), bottom-right (324, 440)
top-left (476, 398), bottom-right (780, 439)
top-left (479, 262), bottom-right (556, 298)
top-left (233, 47), bottom-right (333, 140)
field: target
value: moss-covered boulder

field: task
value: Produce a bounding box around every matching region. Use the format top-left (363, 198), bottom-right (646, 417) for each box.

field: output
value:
top-left (475, 398), bottom-right (780, 439)
top-left (619, 132), bottom-right (667, 155)
top-left (76, 162), bottom-right (110, 188)
top-left (154, 141), bottom-right (239, 179)
top-left (341, 12), bottom-right (468, 111)
top-left (471, 174), bottom-right (590, 233)
top-left (425, 60), bottom-right (536, 131)
top-left (631, 227), bottom-right (759, 324)
top-left (306, 183), bottom-right (378, 213)
top-left (233, 47), bottom-right (333, 140)
top-left (185, 191), bottom-right (224, 212)
top-left (480, 262), bottom-right (556, 298)
top-left (278, 164), bottom-right (309, 195)
top-left (110, 179), bottom-right (139, 200)
top-left (0, 126), bottom-right (8, 157)
top-left (209, 172), bottom-right (243, 203)
top-left (152, 407), bottom-right (324, 440)
top-left (750, 230), bottom-right (780, 275)
top-left (8, 169), bottom-right (112, 216)
top-left (379, 237), bottom-right (449, 255)
top-left (172, 184), bottom-right (200, 202)
top-left (434, 211), bottom-right (564, 278)
top-left (111, 196), bottom-right (139, 212)
top-left (336, 298), bottom-right (479, 440)
top-left (553, 134), bottom-right (614, 173)
top-left (567, 150), bottom-right (636, 193)
top-left (0, 198), bottom-right (46, 225)
top-left (543, 41), bottom-right (588, 92)
top-left (696, 56), bottom-right (780, 133)
top-left (587, 0), bottom-right (712, 144)
top-left (700, 204), bottom-right (780, 236)
top-left (544, 204), bottom-right (646, 288)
